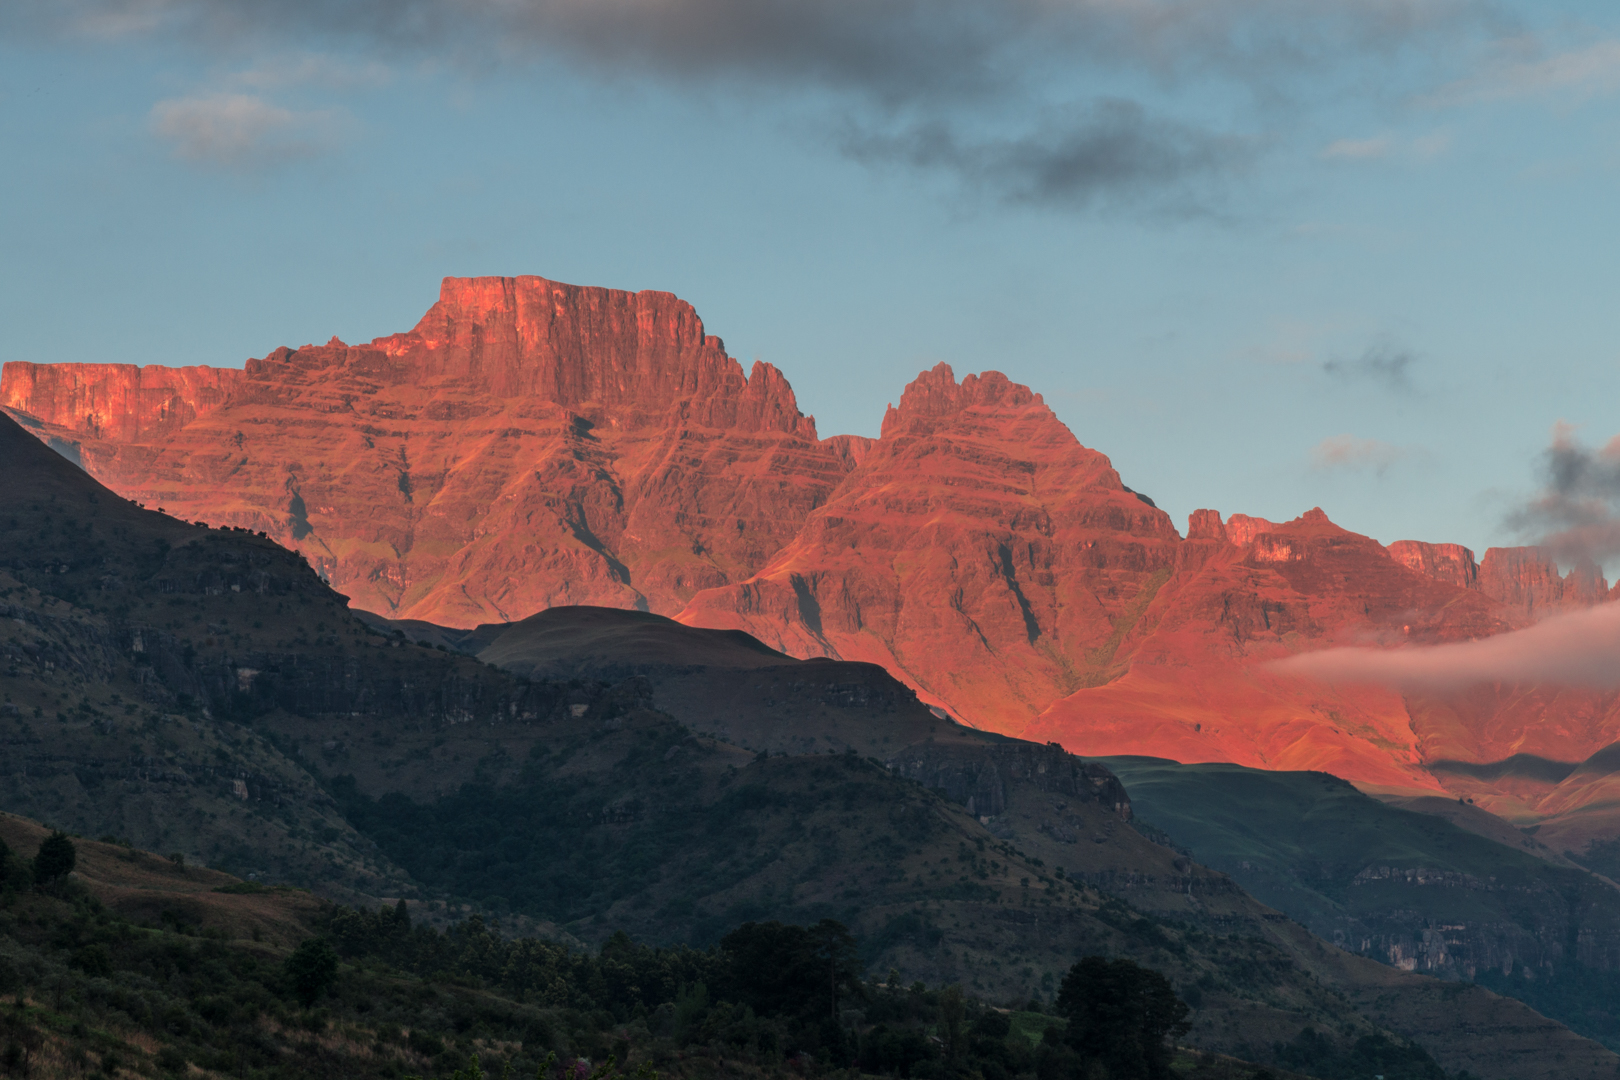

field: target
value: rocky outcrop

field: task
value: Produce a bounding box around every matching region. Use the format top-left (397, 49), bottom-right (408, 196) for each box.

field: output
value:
top-left (359, 277), bottom-right (818, 436)
top-left (1223, 513), bottom-right (1278, 547)
top-left (1388, 541), bottom-right (1479, 590)
top-left (1478, 546), bottom-right (1608, 614)
top-left (823, 433), bottom-right (876, 472)
top-left (885, 739), bottom-right (1132, 822)
top-left (1321, 863), bottom-right (1620, 981)
top-left (1186, 508), bottom-right (1228, 542)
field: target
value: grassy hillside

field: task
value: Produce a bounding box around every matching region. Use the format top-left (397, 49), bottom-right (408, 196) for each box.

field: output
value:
top-left (1102, 756), bottom-right (1620, 1050)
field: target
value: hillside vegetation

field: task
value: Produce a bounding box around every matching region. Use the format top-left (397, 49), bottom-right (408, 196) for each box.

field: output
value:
top-left (0, 814), bottom-right (1373, 1080)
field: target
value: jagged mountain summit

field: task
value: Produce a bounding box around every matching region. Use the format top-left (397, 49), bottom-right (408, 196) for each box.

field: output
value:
top-left (2, 276), bottom-right (866, 624)
top-left (8, 273), bottom-right (1620, 849)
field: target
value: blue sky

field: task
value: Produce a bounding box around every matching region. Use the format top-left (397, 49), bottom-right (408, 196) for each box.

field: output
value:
top-left (4, 1), bottom-right (1620, 568)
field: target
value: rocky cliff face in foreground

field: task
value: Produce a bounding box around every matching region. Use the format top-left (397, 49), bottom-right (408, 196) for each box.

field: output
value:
top-left (8, 274), bottom-right (1620, 842)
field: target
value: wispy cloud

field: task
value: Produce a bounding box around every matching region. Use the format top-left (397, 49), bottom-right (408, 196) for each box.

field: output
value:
top-left (1321, 135), bottom-right (1392, 160)
top-left (1319, 131), bottom-right (1451, 161)
top-left (150, 93), bottom-right (346, 169)
top-left (1269, 599), bottom-right (1620, 691)
top-left (1322, 340), bottom-right (1416, 390)
top-left (1503, 422), bottom-right (1620, 566)
top-left (1310, 435), bottom-right (1409, 476)
top-left (1427, 36), bottom-right (1620, 107)
top-left (840, 100), bottom-right (1256, 213)
top-left (230, 52), bottom-right (392, 91)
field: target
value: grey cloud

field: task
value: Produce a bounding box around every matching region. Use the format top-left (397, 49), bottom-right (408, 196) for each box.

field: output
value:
top-left (21, 0), bottom-right (1486, 206)
top-left (1504, 425), bottom-right (1620, 565)
top-left (1323, 341), bottom-right (1416, 389)
top-left (26, 0), bottom-right (1487, 105)
top-left (839, 101), bottom-right (1255, 211)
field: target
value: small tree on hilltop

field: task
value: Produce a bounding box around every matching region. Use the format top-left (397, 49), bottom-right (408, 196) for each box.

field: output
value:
top-left (32, 832), bottom-right (76, 885)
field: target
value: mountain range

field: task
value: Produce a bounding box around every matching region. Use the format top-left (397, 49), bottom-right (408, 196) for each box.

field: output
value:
top-left (5, 406), bottom-right (1620, 1078)
top-left (7, 274), bottom-right (1618, 859)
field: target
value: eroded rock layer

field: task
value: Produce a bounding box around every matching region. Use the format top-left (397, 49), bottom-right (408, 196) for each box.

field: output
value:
top-left (9, 274), bottom-right (1620, 838)
top-left (2, 276), bottom-right (855, 625)
top-left (678, 362), bottom-right (1184, 728)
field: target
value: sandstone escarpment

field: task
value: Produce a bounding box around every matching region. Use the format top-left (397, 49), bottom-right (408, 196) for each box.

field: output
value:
top-left (1477, 546), bottom-right (1609, 614)
top-left (1387, 540), bottom-right (1480, 590)
top-left (1, 362), bottom-right (244, 444)
top-left (0, 276), bottom-right (858, 626)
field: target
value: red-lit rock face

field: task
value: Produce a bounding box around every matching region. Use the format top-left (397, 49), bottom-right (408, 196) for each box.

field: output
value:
top-left (678, 361), bottom-right (1183, 728)
top-left (0, 276), bottom-right (852, 625)
top-left (1387, 540), bottom-right (1479, 590)
top-left (1, 363), bottom-right (244, 443)
top-left (8, 275), bottom-right (1620, 824)
top-left (1476, 546), bottom-right (1608, 614)
top-left (1021, 511), bottom-right (1511, 790)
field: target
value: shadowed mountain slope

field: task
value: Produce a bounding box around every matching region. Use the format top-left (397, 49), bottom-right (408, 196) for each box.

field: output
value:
top-left (1103, 756), bottom-right (1620, 1052)
top-left (2, 411), bottom-right (1615, 1077)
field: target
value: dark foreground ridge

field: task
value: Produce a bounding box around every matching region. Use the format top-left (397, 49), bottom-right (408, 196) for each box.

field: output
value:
top-left (0, 412), bottom-right (1615, 1078)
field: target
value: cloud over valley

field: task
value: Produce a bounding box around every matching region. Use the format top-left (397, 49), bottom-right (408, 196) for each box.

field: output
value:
top-left (1269, 599), bottom-right (1620, 690)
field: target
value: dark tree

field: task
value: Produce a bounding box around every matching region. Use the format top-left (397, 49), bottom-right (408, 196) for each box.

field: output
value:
top-left (807, 918), bottom-right (862, 1020)
top-left (1056, 956), bottom-right (1190, 1080)
top-left (32, 832), bottom-right (76, 885)
top-left (937, 984), bottom-right (967, 1068)
top-left (720, 919), bottom-right (862, 1021)
top-left (284, 937), bottom-right (340, 1007)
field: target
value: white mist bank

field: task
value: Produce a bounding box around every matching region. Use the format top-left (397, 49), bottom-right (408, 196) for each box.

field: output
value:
top-left (1267, 601), bottom-right (1620, 690)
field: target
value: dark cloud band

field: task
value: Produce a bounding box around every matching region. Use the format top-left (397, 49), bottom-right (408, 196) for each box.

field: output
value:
top-left (841, 101), bottom-right (1255, 211)
top-left (18, 0), bottom-right (1485, 203)
top-left (26, 0), bottom-right (1484, 101)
